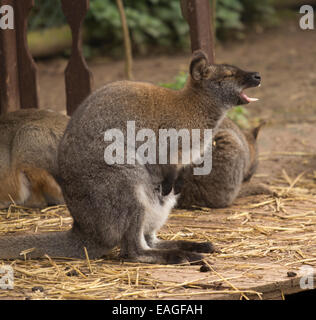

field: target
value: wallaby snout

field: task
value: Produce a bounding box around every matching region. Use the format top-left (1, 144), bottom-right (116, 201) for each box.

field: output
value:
top-left (243, 71), bottom-right (261, 89)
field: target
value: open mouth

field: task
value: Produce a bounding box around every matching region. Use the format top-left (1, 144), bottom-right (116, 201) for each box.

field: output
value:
top-left (240, 91), bottom-right (259, 103)
top-left (239, 83), bottom-right (261, 104)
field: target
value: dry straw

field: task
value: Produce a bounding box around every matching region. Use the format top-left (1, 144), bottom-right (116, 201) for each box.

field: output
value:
top-left (0, 161), bottom-right (315, 300)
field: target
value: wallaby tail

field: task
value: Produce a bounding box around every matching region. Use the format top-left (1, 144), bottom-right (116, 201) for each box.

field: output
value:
top-left (0, 229), bottom-right (102, 260)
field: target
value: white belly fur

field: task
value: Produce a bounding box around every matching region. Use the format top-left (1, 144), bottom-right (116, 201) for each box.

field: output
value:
top-left (136, 184), bottom-right (178, 235)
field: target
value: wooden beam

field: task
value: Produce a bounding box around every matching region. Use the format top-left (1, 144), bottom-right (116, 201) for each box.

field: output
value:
top-left (181, 0), bottom-right (215, 63)
top-left (61, 0), bottom-right (93, 116)
top-left (14, 0), bottom-right (39, 109)
top-left (0, 0), bottom-right (20, 114)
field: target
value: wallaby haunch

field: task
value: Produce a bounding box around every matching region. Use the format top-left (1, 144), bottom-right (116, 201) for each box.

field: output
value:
top-left (0, 109), bottom-right (68, 209)
top-left (177, 117), bottom-right (270, 209)
top-left (0, 51), bottom-right (261, 263)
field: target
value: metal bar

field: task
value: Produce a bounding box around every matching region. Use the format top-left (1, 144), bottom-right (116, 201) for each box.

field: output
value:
top-left (181, 0), bottom-right (215, 63)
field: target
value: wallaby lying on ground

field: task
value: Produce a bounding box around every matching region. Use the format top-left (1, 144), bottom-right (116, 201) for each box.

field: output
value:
top-left (0, 51), bottom-right (261, 263)
top-left (177, 117), bottom-right (271, 209)
top-left (0, 109), bottom-right (68, 209)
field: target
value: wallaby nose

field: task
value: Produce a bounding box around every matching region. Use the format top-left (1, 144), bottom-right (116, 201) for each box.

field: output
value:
top-left (252, 72), bottom-right (261, 83)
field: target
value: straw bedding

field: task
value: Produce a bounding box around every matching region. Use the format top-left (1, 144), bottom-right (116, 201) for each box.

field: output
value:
top-left (0, 153), bottom-right (315, 300)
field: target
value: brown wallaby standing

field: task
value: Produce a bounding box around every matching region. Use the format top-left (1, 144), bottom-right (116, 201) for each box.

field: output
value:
top-left (177, 117), bottom-right (270, 209)
top-left (0, 109), bottom-right (68, 209)
top-left (0, 51), bottom-right (261, 263)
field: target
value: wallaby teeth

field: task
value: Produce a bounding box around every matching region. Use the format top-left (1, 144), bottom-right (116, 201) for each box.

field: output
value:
top-left (241, 92), bottom-right (259, 103)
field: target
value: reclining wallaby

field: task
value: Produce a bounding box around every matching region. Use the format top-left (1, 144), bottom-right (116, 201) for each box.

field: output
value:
top-left (177, 118), bottom-right (271, 209)
top-left (0, 109), bottom-right (68, 209)
top-left (0, 51), bottom-right (261, 263)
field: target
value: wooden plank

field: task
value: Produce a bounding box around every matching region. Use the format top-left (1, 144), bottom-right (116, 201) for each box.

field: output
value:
top-left (0, 160), bottom-right (315, 300)
top-left (147, 263), bottom-right (316, 300)
top-left (181, 0), bottom-right (215, 63)
top-left (14, 0), bottom-right (39, 109)
top-left (61, 0), bottom-right (93, 116)
top-left (0, 0), bottom-right (20, 114)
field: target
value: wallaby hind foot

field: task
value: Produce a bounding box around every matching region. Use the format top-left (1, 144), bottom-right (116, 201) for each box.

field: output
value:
top-left (120, 247), bottom-right (205, 265)
top-left (145, 232), bottom-right (218, 253)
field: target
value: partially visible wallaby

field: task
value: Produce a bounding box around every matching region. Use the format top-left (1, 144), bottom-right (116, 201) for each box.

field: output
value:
top-left (177, 117), bottom-right (270, 209)
top-left (0, 109), bottom-right (68, 209)
top-left (0, 51), bottom-right (261, 263)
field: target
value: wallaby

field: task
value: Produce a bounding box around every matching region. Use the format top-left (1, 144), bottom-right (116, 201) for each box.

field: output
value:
top-left (0, 109), bottom-right (68, 209)
top-left (177, 117), bottom-right (271, 209)
top-left (0, 51), bottom-right (261, 263)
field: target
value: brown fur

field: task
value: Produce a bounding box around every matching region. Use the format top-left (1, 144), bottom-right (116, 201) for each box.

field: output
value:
top-left (0, 109), bottom-right (69, 208)
top-left (177, 118), bottom-right (271, 209)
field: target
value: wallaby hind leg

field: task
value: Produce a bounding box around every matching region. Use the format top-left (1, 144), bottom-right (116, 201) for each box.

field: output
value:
top-left (119, 178), bottom-right (206, 265)
top-left (0, 170), bottom-right (31, 208)
top-left (60, 165), bottom-right (204, 264)
top-left (22, 167), bottom-right (64, 207)
top-left (119, 217), bottom-right (205, 265)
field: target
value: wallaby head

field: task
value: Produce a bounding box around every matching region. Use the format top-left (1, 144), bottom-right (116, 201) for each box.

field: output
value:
top-left (243, 121), bottom-right (266, 182)
top-left (189, 50), bottom-right (261, 108)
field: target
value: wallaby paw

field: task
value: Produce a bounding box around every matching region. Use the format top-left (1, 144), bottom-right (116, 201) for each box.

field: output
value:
top-left (182, 251), bottom-right (205, 265)
top-left (190, 241), bottom-right (220, 254)
top-left (163, 250), bottom-right (204, 265)
top-left (174, 240), bottom-right (221, 254)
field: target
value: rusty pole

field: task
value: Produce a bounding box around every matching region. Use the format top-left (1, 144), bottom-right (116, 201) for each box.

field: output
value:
top-left (181, 0), bottom-right (215, 64)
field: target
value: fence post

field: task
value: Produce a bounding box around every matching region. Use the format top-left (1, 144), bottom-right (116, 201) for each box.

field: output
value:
top-left (181, 0), bottom-right (215, 63)
top-left (61, 0), bottom-right (93, 116)
top-left (14, 0), bottom-right (39, 109)
top-left (0, 0), bottom-right (20, 114)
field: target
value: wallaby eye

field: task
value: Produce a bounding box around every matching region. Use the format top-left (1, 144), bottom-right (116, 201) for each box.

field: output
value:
top-left (223, 71), bottom-right (234, 78)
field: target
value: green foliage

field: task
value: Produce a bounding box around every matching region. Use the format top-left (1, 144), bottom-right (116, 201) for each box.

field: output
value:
top-left (227, 105), bottom-right (250, 128)
top-left (159, 72), bottom-right (250, 128)
top-left (28, 0), bottom-right (66, 30)
top-left (241, 0), bottom-right (277, 25)
top-left (85, 0), bottom-right (189, 53)
top-left (216, 0), bottom-right (244, 30)
top-left (28, 0), bottom-right (276, 54)
top-left (159, 72), bottom-right (188, 90)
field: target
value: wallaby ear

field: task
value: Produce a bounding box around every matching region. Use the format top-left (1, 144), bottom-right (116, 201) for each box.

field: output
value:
top-left (190, 50), bottom-right (213, 81)
top-left (252, 120), bottom-right (266, 139)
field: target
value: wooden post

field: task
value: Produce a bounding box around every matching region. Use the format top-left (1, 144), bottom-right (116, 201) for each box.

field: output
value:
top-left (0, 0), bottom-right (20, 114)
top-left (14, 0), bottom-right (39, 109)
top-left (61, 0), bottom-right (93, 116)
top-left (181, 0), bottom-right (215, 63)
